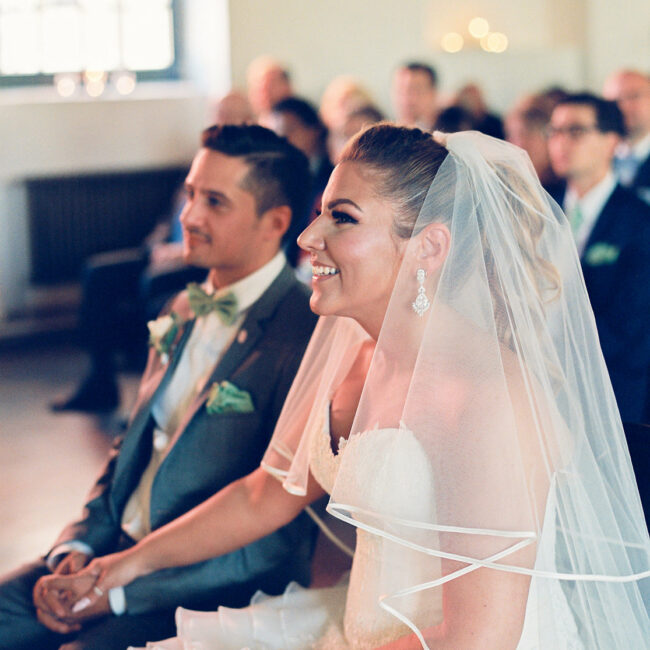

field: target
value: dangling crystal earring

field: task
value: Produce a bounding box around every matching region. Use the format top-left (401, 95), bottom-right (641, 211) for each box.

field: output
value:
top-left (412, 268), bottom-right (431, 316)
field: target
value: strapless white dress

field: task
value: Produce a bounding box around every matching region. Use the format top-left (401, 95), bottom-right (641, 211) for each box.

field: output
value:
top-left (131, 413), bottom-right (582, 649)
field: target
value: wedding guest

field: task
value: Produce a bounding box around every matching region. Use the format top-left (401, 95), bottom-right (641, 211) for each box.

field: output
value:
top-left (433, 105), bottom-right (475, 133)
top-left (603, 69), bottom-right (650, 203)
top-left (246, 55), bottom-right (293, 127)
top-left (208, 90), bottom-right (254, 126)
top-left (391, 61), bottom-right (438, 130)
top-left (547, 92), bottom-right (650, 422)
top-left (453, 83), bottom-right (504, 139)
top-left (0, 125), bottom-right (318, 650)
top-left (268, 96), bottom-right (332, 194)
top-left (327, 104), bottom-right (385, 165)
top-left (319, 75), bottom-right (374, 133)
top-left (267, 96), bottom-right (333, 267)
top-left (47, 125), bottom-right (650, 649)
top-left (319, 75), bottom-right (377, 167)
top-left (504, 98), bottom-right (562, 190)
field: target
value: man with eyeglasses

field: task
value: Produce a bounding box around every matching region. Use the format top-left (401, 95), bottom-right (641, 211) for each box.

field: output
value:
top-left (603, 69), bottom-right (650, 204)
top-left (547, 92), bottom-right (650, 424)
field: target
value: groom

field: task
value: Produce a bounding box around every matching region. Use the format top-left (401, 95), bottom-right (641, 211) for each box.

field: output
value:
top-left (0, 125), bottom-right (318, 650)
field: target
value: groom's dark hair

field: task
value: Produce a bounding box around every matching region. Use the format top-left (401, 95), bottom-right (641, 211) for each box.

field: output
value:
top-left (201, 124), bottom-right (310, 242)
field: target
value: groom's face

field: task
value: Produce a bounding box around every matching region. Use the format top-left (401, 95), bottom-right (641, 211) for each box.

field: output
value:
top-left (180, 149), bottom-right (272, 286)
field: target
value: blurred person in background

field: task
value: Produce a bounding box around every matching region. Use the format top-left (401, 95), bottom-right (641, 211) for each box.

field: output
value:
top-left (604, 69), bottom-right (650, 203)
top-left (209, 90), bottom-right (254, 126)
top-left (547, 93), bottom-right (650, 423)
top-left (319, 75), bottom-right (376, 164)
top-left (268, 96), bottom-right (333, 267)
top-left (434, 104), bottom-right (476, 133)
top-left (505, 94), bottom-right (562, 191)
top-left (391, 61), bottom-right (439, 131)
top-left (454, 82), bottom-right (504, 139)
top-left (327, 104), bottom-right (385, 165)
top-left (246, 56), bottom-right (293, 128)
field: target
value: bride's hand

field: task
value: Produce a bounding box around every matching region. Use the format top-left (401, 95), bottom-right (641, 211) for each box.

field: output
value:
top-left (43, 548), bottom-right (145, 613)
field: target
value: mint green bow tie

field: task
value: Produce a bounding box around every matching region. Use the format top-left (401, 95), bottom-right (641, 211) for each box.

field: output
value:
top-left (187, 283), bottom-right (238, 325)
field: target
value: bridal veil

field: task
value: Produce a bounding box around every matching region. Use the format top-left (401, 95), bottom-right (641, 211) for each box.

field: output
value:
top-left (263, 130), bottom-right (650, 647)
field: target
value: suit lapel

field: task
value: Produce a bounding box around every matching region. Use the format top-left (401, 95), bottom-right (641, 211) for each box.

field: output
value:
top-left (581, 186), bottom-right (619, 261)
top-left (166, 264), bottom-right (297, 446)
top-left (110, 298), bottom-right (197, 507)
top-left (129, 315), bottom-right (196, 429)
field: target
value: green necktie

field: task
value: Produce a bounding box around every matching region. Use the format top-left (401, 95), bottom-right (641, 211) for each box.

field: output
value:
top-left (569, 202), bottom-right (584, 236)
top-left (187, 283), bottom-right (238, 325)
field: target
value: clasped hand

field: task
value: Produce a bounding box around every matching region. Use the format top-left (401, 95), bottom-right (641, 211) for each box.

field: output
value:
top-left (33, 552), bottom-right (109, 634)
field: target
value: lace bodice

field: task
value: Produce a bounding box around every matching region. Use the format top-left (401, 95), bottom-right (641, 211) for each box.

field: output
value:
top-left (308, 408), bottom-right (443, 649)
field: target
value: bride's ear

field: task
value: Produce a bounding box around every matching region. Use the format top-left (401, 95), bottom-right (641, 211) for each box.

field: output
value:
top-left (417, 223), bottom-right (451, 273)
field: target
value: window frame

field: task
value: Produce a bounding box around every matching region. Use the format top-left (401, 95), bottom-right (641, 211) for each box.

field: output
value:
top-left (0, 0), bottom-right (183, 89)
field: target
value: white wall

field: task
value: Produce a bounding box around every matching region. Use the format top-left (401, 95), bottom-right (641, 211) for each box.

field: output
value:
top-left (0, 84), bottom-right (208, 181)
top-left (586, 0), bottom-right (650, 89)
top-left (228, 0), bottom-right (648, 113)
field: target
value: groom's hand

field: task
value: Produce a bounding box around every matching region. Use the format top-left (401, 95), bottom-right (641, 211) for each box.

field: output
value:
top-left (34, 574), bottom-right (82, 634)
top-left (33, 551), bottom-right (90, 634)
top-left (55, 550), bottom-right (90, 576)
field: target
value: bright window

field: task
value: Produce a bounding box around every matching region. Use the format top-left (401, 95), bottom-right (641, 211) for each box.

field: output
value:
top-left (0, 0), bottom-right (177, 83)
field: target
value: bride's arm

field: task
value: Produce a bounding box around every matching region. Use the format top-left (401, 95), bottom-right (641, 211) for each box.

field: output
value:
top-left (43, 341), bottom-right (372, 609)
top-left (116, 466), bottom-right (326, 580)
top-left (45, 468), bottom-right (325, 607)
top-left (93, 341), bottom-right (371, 588)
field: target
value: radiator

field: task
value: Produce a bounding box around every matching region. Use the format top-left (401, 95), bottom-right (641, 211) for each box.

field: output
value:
top-left (26, 167), bottom-right (187, 283)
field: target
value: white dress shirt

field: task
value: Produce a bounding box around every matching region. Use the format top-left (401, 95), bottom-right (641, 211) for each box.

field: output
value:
top-left (563, 172), bottom-right (617, 256)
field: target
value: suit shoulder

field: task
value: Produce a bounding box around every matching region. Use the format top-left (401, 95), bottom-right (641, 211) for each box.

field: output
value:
top-left (609, 185), bottom-right (650, 214)
top-left (634, 155), bottom-right (650, 186)
top-left (277, 279), bottom-right (316, 321)
top-left (267, 278), bottom-right (317, 340)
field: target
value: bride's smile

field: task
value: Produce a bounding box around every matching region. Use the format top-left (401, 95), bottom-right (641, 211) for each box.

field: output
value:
top-left (298, 161), bottom-right (406, 338)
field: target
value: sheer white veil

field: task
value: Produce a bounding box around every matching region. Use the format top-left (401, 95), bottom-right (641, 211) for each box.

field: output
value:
top-left (263, 130), bottom-right (650, 647)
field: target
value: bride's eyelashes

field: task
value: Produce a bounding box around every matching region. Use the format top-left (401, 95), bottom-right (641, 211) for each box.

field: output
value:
top-left (313, 208), bottom-right (359, 225)
top-left (332, 210), bottom-right (358, 225)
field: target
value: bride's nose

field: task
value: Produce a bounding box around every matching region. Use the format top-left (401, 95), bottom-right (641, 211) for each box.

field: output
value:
top-left (297, 215), bottom-right (325, 252)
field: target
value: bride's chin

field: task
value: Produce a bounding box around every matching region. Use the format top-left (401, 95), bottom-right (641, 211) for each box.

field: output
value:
top-left (309, 294), bottom-right (346, 318)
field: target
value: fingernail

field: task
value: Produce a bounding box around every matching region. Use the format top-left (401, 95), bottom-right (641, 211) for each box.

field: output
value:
top-left (72, 597), bottom-right (91, 613)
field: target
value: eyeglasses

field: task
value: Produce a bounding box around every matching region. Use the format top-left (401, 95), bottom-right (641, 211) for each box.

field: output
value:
top-left (546, 124), bottom-right (600, 140)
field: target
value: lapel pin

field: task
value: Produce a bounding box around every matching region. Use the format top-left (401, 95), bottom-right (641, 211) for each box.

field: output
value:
top-left (237, 329), bottom-right (248, 344)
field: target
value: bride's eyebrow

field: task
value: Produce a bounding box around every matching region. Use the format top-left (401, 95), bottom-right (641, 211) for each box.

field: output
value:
top-left (327, 198), bottom-right (363, 212)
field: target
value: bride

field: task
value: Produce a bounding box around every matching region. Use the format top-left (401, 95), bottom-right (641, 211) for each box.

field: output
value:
top-left (45, 126), bottom-right (650, 649)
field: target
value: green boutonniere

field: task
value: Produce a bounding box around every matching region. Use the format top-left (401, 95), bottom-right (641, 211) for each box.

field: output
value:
top-left (206, 381), bottom-right (255, 415)
top-left (147, 311), bottom-right (182, 363)
top-left (584, 242), bottom-right (620, 266)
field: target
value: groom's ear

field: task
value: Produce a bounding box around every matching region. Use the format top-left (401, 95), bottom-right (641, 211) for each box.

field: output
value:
top-left (417, 223), bottom-right (451, 274)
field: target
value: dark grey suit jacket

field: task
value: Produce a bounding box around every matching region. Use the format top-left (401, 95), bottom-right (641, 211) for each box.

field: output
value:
top-left (53, 264), bottom-right (318, 614)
